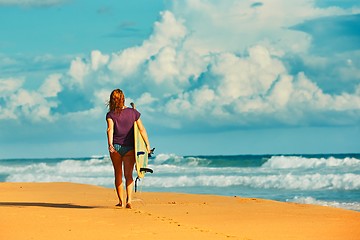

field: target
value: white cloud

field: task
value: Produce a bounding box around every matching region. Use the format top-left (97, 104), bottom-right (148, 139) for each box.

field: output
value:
top-left (108, 46), bottom-right (148, 78)
top-left (211, 46), bottom-right (287, 101)
top-left (108, 11), bottom-right (187, 79)
top-left (165, 92), bottom-right (192, 116)
top-left (0, 76), bottom-right (59, 121)
top-left (150, 10), bottom-right (187, 46)
top-left (91, 50), bottom-right (109, 71)
top-left (39, 74), bottom-right (62, 97)
top-left (268, 75), bottom-right (293, 109)
top-left (0, 0), bottom-right (68, 7)
top-left (7, 89), bottom-right (57, 122)
top-left (1, 0), bottom-right (360, 130)
top-left (147, 47), bottom-right (179, 84)
top-left (0, 77), bottom-right (24, 93)
top-left (171, 0), bottom-right (355, 54)
top-left (64, 106), bottom-right (102, 121)
top-left (135, 92), bottom-right (158, 107)
top-left (68, 57), bottom-right (90, 87)
top-left (192, 86), bottom-right (216, 108)
top-left (93, 89), bottom-right (112, 108)
top-left (338, 52), bottom-right (360, 83)
top-left (0, 78), bottom-right (24, 120)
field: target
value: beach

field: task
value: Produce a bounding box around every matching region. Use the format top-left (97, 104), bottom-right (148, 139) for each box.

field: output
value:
top-left (1, 182), bottom-right (359, 240)
top-left (1, 154), bottom-right (359, 212)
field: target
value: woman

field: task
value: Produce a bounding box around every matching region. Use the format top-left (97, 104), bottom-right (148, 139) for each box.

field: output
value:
top-left (106, 89), bottom-right (151, 209)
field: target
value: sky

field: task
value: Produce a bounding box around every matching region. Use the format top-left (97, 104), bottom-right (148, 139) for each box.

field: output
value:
top-left (0, 0), bottom-right (360, 159)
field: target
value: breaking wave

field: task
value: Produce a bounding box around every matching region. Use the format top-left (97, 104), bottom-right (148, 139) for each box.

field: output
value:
top-left (288, 196), bottom-right (360, 211)
top-left (1, 153), bottom-right (359, 211)
top-left (262, 155), bottom-right (360, 169)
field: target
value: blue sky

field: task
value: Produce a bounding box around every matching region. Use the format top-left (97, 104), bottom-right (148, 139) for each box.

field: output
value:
top-left (0, 0), bottom-right (359, 158)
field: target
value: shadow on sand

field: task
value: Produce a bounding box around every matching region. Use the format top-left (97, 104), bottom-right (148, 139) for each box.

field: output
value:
top-left (0, 202), bottom-right (96, 209)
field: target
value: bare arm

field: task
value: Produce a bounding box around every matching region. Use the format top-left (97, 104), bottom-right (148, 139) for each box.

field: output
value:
top-left (136, 118), bottom-right (151, 153)
top-left (106, 118), bottom-right (116, 153)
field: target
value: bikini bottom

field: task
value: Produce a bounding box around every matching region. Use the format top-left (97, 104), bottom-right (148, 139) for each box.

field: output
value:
top-left (113, 144), bottom-right (134, 157)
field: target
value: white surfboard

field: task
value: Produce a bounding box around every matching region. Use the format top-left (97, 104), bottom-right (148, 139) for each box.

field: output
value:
top-left (131, 103), bottom-right (153, 180)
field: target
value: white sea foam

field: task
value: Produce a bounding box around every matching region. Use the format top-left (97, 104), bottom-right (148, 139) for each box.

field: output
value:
top-left (1, 158), bottom-right (114, 183)
top-left (6, 172), bottom-right (113, 186)
top-left (262, 156), bottom-right (360, 169)
top-left (141, 173), bottom-right (360, 190)
top-left (288, 196), bottom-right (360, 211)
top-left (150, 163), bottom-right (245, 175)
top-left (1, 154), bottom-right (360, 213)
top-left (153, 153), bottom-right (183, 164)
top-left (1, 155), bottom-right (360, 191)
top-left (152, 153), bottom-right (210, 166)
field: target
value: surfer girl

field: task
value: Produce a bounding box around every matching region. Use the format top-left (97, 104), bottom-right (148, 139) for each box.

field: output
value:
top-left (106, 89), bottom-right (151, 209)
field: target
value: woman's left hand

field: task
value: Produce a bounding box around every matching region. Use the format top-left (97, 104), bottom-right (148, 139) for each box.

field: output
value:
top-left (108, 145), bottom-right (116, 153)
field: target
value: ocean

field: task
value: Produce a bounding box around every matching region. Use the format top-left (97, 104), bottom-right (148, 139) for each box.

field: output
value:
top-left (1, 153), bottom-right (359, 211)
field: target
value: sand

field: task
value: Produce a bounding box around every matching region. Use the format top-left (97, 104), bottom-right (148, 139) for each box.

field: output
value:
top-left (0, 182), bottom-right (359, 240)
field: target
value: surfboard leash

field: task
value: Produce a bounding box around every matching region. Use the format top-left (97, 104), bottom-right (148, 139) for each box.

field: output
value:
top-left (135, 176), bottom-right (140, 192)
top-left (134, 168), bottom-right (154, 192)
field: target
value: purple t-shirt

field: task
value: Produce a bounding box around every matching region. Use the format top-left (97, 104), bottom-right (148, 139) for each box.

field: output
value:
top-left (106, 108), bottom-right (140, 146)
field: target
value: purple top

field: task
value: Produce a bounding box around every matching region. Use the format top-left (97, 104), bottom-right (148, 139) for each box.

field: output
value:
top-left (106, 108), bottom-right (141, 146)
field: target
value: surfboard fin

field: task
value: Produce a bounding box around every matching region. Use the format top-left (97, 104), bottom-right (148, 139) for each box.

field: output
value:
top-left (140, 167), bottom-right (154, 174)
top-left (138, 148), bottom-right (155, 158)
top-left (134, 168), bottom-right (154, 192)
top-left (137, 151), bottom-right (146, 156)
top-left (148, 147), bottom-right (155, 158)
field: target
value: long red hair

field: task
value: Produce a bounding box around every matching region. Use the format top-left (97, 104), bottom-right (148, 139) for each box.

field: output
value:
top-left (108, 89), bottom-right (125, 114)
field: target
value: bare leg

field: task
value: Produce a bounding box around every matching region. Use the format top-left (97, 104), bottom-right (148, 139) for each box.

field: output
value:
top-left (123, 150), bottom-right (136, 208)
top-left (110, 151), bottom-right (124, 207)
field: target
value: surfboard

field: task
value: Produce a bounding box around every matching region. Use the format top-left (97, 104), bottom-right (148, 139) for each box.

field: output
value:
top-left (131, 103), bottom-right (153, 180)
top-left (133, 120), bottom-right (149, 179)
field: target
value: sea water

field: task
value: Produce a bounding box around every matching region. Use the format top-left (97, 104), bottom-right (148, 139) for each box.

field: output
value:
top-left (0, 153), bottom-right (359, 211)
